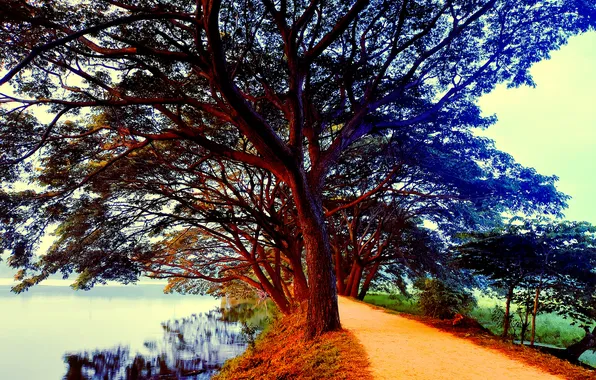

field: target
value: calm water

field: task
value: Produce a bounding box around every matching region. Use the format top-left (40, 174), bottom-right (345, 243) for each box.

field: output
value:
top-left (0, 284), bottom-right (250, 379)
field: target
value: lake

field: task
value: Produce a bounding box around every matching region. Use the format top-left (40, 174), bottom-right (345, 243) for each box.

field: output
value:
top-left (0, 283), bottom-right (250, 379)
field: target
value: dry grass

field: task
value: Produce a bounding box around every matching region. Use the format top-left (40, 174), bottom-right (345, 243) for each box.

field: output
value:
top-left (359, 298), bottom-right (595, 380)
top-left (213, 310), bottom-right (373, 380)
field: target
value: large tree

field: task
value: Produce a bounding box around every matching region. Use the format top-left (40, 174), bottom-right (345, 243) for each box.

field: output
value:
top-left (1, 0), bottom-right (593, 337)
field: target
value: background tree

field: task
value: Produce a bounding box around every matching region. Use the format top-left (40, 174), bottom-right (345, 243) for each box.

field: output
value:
top-left (454, 219), bottom-right (596, 351)
top-left (1, 0), bottom-right (594, 337)
top-left (454, 223), bottom-right (541, 338)
top-left (325, 117), bottom-right (568, 301)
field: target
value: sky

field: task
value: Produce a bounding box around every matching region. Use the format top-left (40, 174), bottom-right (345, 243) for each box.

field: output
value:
top-left (477, 31), bottom-right (596, 225)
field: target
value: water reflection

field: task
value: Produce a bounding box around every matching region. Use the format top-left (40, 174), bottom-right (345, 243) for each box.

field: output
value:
top-left (63, 302), bottom-right (271, 380)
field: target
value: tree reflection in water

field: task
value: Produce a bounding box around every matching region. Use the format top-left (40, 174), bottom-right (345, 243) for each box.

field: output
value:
top-left (63, 303), bottom-right (268, 380)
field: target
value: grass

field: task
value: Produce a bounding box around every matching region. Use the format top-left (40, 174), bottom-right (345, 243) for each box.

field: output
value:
top-left (363, 293), bottom-right (421, 315)
top-left (363, 291), bottom-right (596, 376)
top-left (213, 308), bottom-right (373, 380)
top-left (469, 292), bottom-right (588, 347)
top-left (469, 303), bottom-right (586, 347)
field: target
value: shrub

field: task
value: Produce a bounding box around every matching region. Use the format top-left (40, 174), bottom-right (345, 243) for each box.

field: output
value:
top-left (413, 278), bottom-right (476, 319)
top-left (240, 322), bottom-right (259, 350)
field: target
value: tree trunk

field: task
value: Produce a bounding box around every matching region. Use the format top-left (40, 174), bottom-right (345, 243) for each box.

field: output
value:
top-left (502, 285), bottom-right (514, 338)
top-left (290, 173), bottom-right (340, 338)
top-left (564, 327), bottom-right (596, 362)
top-left (530, 287), bottom-right (541, 347)
top-left (288, 246), bottom-right (310, 303)
top-left (274, 248), bottom-right (282, 290)
top-left (342, 261), bottom-right (357, 296)
top-left (292, 267), bottom-right (310, 303)
top-left (333, 245), bottom-right (346, 295)
top-left (349, 262), bottom-right (363, 298)
top-left (252, 262), bottom-right (291, 314)
top-left (357, 260), bottom-right (381, 300)
top-left (521, 306), bottom-right (530, 344)
top-left (280, 278), bottom-right (294, 305)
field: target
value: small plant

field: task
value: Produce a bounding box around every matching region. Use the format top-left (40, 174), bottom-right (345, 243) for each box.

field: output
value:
top-left (490, 305), bottom-right (506, 325)
top-left (413, 278), bottom-right (476, 319)
top-left (240, 322), bottom-right (259, 350)
top-left (490, 305), bottom-right (519, 338)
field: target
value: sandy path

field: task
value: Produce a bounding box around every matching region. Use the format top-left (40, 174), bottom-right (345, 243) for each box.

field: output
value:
top-left (338, 297), bottom-right (563, 380)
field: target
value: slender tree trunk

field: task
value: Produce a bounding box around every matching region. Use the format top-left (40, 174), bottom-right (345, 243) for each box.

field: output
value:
top-left (502, 285), bottom-right (514, 338)
top-left (288, 247), bottom-right (310, 302)
top-left (292, 271), bottom-right (310, 302)
top-left (273, 248), bottom-right (282, 290)
top-left (521, 306), bottom-right (530, 343)
top-left (530, 287), bottom-right (541, 347)
top-left (280, 279), bottom-right (294, 305)
top-left (290, 174), bottom-right (340, 338)
top-left (343, 261), bottom-right (357, 297)
top-left (333, 245), bottom-right (346, 294)
top-left (349, 262), bottom-right (363, 298)
top-left (252, 263), bottom-right (291, 314)
top-left (357, 260), bottom-right (381, 300)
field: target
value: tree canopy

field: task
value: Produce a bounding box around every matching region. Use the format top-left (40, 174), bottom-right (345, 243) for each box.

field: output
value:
top-left (1, 0), bottom-right (594, 337)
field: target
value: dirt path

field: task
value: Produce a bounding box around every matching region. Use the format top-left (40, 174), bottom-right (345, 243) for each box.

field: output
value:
top-left (338, 297), bottom-right (563, 380)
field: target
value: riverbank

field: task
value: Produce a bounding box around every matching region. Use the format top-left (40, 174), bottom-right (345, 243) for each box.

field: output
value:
top-left (213, 306), bottom-right (373, 380)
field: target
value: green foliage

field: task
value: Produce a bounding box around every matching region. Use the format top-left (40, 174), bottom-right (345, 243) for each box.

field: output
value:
top-left (454, 219), bottom-right (596, 326)
top-left (471, 303), bottom-right (587, 348)
top-left (240, 321), bottom-right (259, 350)
top-left (413, 278), bottom-right (476, 319)
top-left (490, 305), bottom-right (507, 327)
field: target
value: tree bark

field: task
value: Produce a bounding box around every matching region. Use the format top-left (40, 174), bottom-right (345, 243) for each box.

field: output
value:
top-left (290, 172), bottom-right (341, 338)
top-left (333, 245), bottom-right (346, 294)
top-left (521, 306), bottom-right (530, 344)
top-left (291, 258), bottom-right (310, 303)
top-left (286, 242), bottom-right (310, 303)
top-left (530, 287), bottom-right (541, 346)
top-left (357, 260), bottom-right (381, 300)
top-left (251, 262), bottom-right (291, 314)
top-left (274, 248), bottom-right (282, 290)
top-left (348, 261), bottom-right (363, 298)
top-left (502, 285), bottom-right (514, 338)
top-left (342, 261), bottom-right (357, 296)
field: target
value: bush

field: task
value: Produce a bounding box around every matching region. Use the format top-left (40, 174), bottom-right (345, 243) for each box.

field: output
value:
top-left (240, 321), bottom-right (259, 350)
top-left (413, 278), bottom-right (476, 319)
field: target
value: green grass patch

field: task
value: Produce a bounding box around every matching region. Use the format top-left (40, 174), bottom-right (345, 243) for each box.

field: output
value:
top-left (363, 293), bottom-right (421, 315)
top-left (468, 292), bottom-right (586, 347)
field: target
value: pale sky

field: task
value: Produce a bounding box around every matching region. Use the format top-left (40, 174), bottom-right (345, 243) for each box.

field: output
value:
top-left (477, 31), bottom-right (596, 224)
